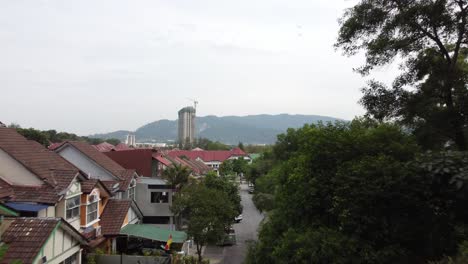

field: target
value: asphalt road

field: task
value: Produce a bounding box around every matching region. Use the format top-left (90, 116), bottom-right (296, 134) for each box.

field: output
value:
top-left (204, 183), bottom-right (264, 264)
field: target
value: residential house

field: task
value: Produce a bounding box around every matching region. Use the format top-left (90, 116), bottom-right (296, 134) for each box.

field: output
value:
top-left (0, 217), bottom-right (88, 264)
top-left (79, 179), bottom-right (112, 248)
top-left (135, 177), bottom-right (173, 229)
top-left (100, 149), bottom-right (176, 229)
top-left (0, 128), bottom-right (85, 230)
top-left (99, 199), bottom-right (142, 253)
top-left (0, 128), bottom-right (142, 258)
top-left (51, 141), bottom-right (138, 200)
top-left (0, 128), bottom-right (91, 263)
top-left (167, 147), bottom-right (250, 173)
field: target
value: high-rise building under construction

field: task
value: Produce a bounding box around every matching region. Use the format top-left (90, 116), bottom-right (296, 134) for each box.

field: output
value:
top-left (178, 106), bottom-right (196, 146)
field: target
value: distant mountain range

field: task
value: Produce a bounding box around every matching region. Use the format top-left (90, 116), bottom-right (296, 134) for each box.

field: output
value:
top-left (90, 114), bottom-right (343, 145)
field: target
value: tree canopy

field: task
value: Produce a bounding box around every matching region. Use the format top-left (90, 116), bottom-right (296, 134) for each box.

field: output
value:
top-left (171, 176), bottom-right (239, 262)
top-left (162, 163), bottom-right (192, 190)
top-left (336, 0), bottom-right (468, 150)
top-left (247, 120), bottom-right (468, 263)
top-left (9, 124), bottom-right (120, 147)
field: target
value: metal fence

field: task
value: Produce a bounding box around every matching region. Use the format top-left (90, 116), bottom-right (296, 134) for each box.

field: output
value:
top-left (88, 254), bottom-right (170, 264)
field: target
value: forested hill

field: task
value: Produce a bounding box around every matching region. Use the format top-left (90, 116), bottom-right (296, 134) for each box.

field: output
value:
top-left (90, 114), bottom-right (342, 144)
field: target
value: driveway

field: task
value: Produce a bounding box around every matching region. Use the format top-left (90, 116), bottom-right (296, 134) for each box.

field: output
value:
top-left (203, 183), bottom-right (264, 264)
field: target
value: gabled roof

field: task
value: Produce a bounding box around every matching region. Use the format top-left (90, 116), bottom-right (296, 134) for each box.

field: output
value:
top-left (153, 154), bottom-right (172, 167)
top-left (54, 141), bottom-right (126, 177)
top-left (53, 141), bottom-right (138, 193)
top-left (0, 128), bottom-right (81, 204)
top-left (119, 169), bottom-right (137, 192)
top-left (93, 142), bottom-right (115, 152)
top-left (104, 149), bottom-right (153, 177)
top-left (100, 199), bottom-right (132, 236)
top-left (80, 179), bottom-right (112, 196)
top-left (167, 148), bottom-right (248, 163)
top-left (1, 217), bottom-right (87, 264)
top-left (115, 143), bottom-right (131, 151)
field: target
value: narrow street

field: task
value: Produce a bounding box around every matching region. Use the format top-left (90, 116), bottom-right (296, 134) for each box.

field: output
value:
top-left (204, 183), bottom-right (264, 264)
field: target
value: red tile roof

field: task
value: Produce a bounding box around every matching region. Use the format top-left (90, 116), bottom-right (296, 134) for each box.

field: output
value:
top-left (115, 143), bottom-right (131, 151)
top-left (54, 141), bottom-right (138, 193)
top-left (0, 128), bottom-right (81, 204)
top-left (81, 179), bottom-right (112, 196)
top-left (104, 149), bottom-right (153, 177)
top-left (93, 142), bottom-right (115, 152)
top-left (58, 141), bottom-right (126, 177)
top-left (167, 148), bottom-right (247, 163)
top-left (1, 217), bottom-right (87, 264)
top-left (1, 218), bottom-right (59, 264)
top-left (100, 199), bottom-right (131, 236)
top-left (119, 169), bottom-right (136, 191)
top-left (153, 154), bottom-right (172, 167)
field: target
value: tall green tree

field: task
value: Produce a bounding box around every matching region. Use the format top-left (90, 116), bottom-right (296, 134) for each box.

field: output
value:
top-left (204, 172), bottom-right (242, 215)
top-left (249, 120), bottom-right (468, 263)
top-left (171, 183), bottom-right (236, 262)
top-left (162, 163), bottom-right (191, 190)
top-left (336, 0), bottom-right (468, 150)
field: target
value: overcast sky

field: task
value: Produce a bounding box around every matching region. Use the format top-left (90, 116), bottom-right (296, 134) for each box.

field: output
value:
top-left (0, 0), bottom-right (398, 135)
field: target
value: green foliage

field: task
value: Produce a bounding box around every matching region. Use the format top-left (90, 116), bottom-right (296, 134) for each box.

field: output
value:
top-left (15, 127), bottom-right (49, 146)
top-left (336, 0), bottom-right (468, 150)
top-left (8, 124), bottom-right (120, 147)
top-left (249, 120), bottom-right (468, 263)
top-left (192, 138), bottom-right (230, 150)
top-left (162, 163), bottom-right (191, 190)
top-left (219, 160), bottom-right (234, 176)
top-left (245, 150), bottom-right (275, 185)
top-left (0, 244), bottom-right (8, 260)
top-left (219, 158), bottom-right (248, 176)
top-left (237, 142), bottom-right (245, 151)
top-left (171, 183), bottom-right (236, 262)
top-left (243, 144), bottom-right (271, 154)
top-left (173, 255), bottom-right (210, 264)
top-left (251, 192), bottom-right (274, 213)
top-left (204, 173), bottom-right (242, 215)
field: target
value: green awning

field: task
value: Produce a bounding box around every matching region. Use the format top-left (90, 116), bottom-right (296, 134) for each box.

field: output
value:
top-left (0, 204), bottom-right (18, 217)
top-left (120, 224), bottom-right (187, 244)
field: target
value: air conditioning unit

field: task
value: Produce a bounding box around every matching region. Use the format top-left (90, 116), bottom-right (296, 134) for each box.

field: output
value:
top-left (95, 226), bottom-right (102, 237)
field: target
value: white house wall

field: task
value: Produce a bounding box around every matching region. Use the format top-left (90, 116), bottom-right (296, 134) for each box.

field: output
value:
top-left (38, 206), bottom-right (56, 218)
top-left (35, 226), bottom-right (81, 264)
top-left (57, 146), bottom-right (115, 181)
top-left (0, 148), bottom-right (44, 186)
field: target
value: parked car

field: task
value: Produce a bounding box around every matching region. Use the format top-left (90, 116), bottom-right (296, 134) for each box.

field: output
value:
top-left (248, 187), bottom-right (254, 194)
top-left (217, 228), bottom-right (236, 246)
top-left (234, 214), bottom-right (243, 223)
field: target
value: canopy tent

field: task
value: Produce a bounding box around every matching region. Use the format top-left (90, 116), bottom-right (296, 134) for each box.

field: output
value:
top-left (5, 202), bottom-right (49, 212)
top-left (120, 224), bottom-right (187, 243)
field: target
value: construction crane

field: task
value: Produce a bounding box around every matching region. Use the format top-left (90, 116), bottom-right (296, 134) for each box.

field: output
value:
top-left (186, 98), bottom-right (198, 111)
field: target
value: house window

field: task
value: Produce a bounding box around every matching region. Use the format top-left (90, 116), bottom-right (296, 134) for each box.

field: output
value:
top-left (151, 192), bottom-right (169, 203)
top-left (63, 253), bottom-right (77, 264)
top-left (143, 216), bottom-right (170, 224)
top-left (66, 196), bottom-right (80, 219)
top-left (128, 187), bottom-right (135, 200)
top-left (128, 179), bottom-right (136, 200)
top-left (86, 194), bottom-right (99, 224)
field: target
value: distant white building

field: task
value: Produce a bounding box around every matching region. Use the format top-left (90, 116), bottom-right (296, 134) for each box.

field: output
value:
top-left (178, 106), bottom-right (196, 145)
top-left (126, 133), bottom-right (136, 146)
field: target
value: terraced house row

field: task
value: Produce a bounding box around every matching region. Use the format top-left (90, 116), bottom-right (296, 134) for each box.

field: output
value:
top-left (0, 128), bottom-right (142, 264)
